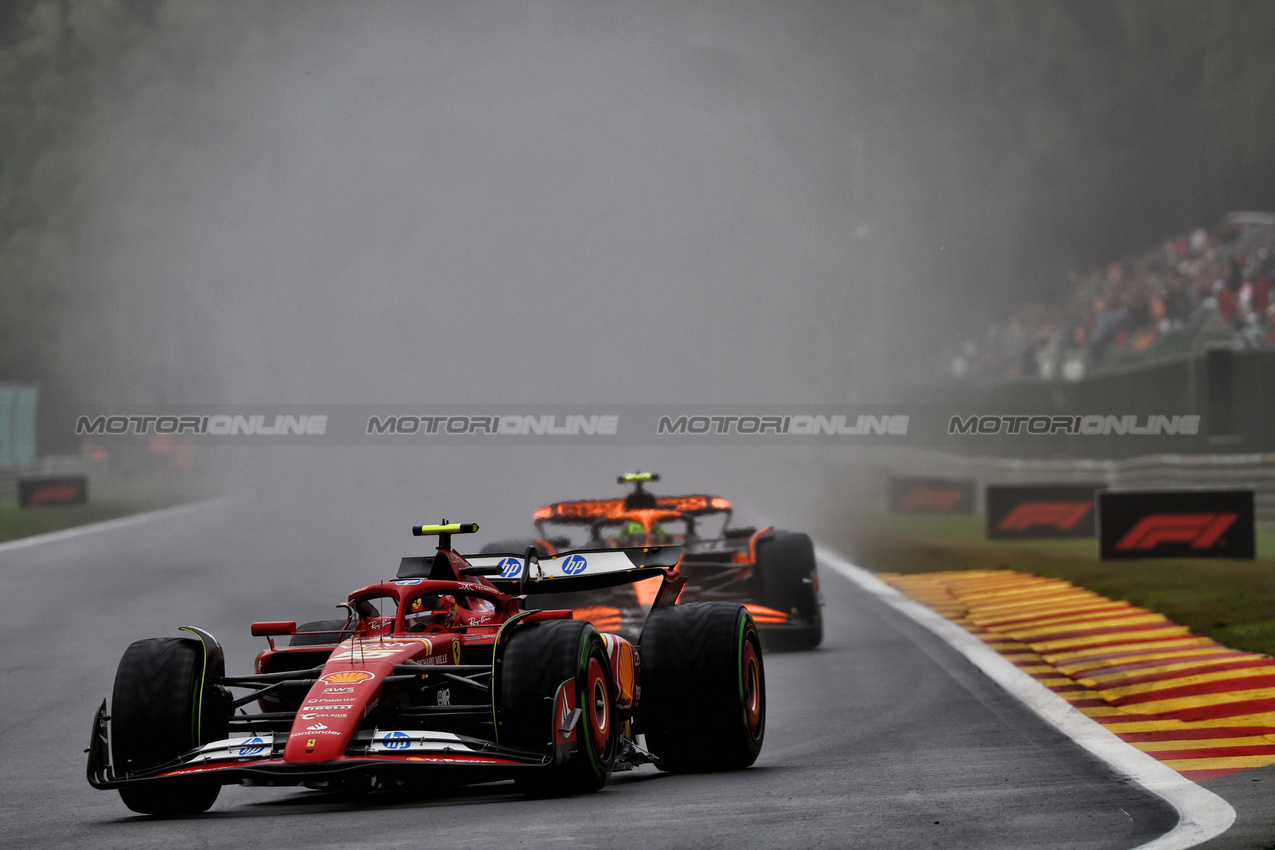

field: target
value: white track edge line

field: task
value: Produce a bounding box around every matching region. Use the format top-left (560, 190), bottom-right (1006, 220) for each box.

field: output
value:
top-left (0, 498), bottom-right (223, 555)
top-left (814, 544), bottom-right (1236, 850)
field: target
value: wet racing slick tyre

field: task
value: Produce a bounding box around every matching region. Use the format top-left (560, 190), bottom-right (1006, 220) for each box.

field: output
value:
top-left (753, 530), bottom-right (823, 651)
top-left (288, 619), bottom-right (354, 646)
top-left (110, 636), bottom-right (229, 815)
top-left (638, 602), bottom-right (765, 772)
top-left (496, 619), bottom-right (617, 795)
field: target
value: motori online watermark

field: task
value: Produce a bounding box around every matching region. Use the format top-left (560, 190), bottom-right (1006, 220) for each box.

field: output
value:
top-left (366, 414), bottom-right (618, 436)
top-left (947, 414), bottom-right (1200, 436)
top-left (63, 406), bottom-right (1206, 445)
top-left (76, 414), bottom-right (328, 436)
top-left (656, 414), bottom-right (909, 436)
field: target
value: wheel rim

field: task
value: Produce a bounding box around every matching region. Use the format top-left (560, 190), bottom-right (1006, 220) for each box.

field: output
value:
top-left (586, 656), bottom-right (610, 755)
top-left (742, 639), bottom-right (762, 739)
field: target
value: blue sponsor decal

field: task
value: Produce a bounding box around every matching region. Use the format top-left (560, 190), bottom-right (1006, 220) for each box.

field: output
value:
top-left (238, 736), bottom-right (266, 757)
top-left (562, 554), bottom-right (588, 575)
top-left (396, 579), bottom-right (422, 586)
top-left (497, 557), bottom-right (522, 578)
top-left (381, 731), bottom-right (411, 750)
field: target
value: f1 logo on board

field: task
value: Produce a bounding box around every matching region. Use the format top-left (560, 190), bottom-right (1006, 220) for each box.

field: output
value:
top-left (999, 502), bottom-right (1091, 531)
top-left (18, 476), bottom-right (88, 507)
top-left (498, 557), bottom-right (522, 578)
top-left (1115, 514), bottom-right (1238, 551)
top-left (898, 489), bottom-right (964, 511)
top-left (562, 554), bottom-right (588, 575)
top-left (1099, 490), bottom-right (1255, 560)
top-left (888, 477), bottom-right (974, 514)
top-left (986, 483), bottom-right (1103, 540)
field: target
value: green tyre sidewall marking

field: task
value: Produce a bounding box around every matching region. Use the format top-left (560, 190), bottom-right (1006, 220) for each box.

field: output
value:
top-left (490, 610), bottom-right (535, 744)
top-left (178, 627), bottom-right (209, 747)
top-left (736, 610), bottom-right (763, 755)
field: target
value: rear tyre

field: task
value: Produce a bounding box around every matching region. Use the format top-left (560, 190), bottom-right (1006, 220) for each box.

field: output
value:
top-left (638, 602), bottom-right (765, 772)
top-left (753, 531), bottom-right (822, 651)
top-left (497, 619), bottom-right (616, 795)
top-left (111, 636), bottom-right (228, 815)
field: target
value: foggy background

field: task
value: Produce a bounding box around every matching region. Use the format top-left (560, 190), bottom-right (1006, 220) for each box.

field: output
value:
top-left (26, 1), bottom-right (895, 406)
top-left (4, 0), bottom-right (1275, 539)
top-left (4, 0), bottom-right (1271, 407)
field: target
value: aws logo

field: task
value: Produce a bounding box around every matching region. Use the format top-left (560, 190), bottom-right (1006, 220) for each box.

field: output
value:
top-left (1115, 513), bottom-right (1239, 551)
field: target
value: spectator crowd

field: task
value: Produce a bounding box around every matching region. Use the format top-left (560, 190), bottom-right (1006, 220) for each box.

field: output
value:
top-left (948, 213), bottom-right (1275, 382)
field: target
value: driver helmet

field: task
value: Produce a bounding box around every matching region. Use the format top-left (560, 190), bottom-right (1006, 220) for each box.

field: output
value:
top-left (406, 593), bottom-right (458, 631)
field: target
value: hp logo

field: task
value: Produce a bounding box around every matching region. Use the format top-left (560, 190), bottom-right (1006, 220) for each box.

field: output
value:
top-left (498, 557), bottom-right (522, 578)
top-left (237, 737), bottom-right (266, 757)
top-left (562, 554), bottom-right (588, 575)
top-left (382, 731), bottom-right (411, 750)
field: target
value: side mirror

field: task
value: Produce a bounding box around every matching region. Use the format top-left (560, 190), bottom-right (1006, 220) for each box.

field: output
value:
top-left (250, 621), bottom-right (297, 637)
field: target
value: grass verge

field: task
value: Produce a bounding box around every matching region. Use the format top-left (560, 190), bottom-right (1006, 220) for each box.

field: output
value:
top-left (0, 478), bottom-right (197, 545)
top-left (837, 512), bottom-right (1275, 657)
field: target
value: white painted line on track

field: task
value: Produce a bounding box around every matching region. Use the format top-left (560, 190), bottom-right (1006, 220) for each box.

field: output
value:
top-left (0, 499), bottom-right (223, 556)
top-left (815, 544), bottom-right (1236, 850)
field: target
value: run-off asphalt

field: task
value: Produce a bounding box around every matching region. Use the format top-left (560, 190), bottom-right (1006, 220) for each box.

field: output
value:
top-left (0, 502), bottom-right (1177, 849)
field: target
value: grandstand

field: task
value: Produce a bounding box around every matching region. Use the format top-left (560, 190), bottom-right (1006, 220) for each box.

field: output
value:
top-left (949, 213), bottom-right (1275, 384)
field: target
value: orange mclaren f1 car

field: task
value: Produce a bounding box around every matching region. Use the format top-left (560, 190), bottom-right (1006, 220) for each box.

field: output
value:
top-left (482, 473), bottom-right (822, 651)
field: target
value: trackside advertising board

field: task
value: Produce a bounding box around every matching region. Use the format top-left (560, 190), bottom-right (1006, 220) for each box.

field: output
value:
top-left (986, 483), bottom-right (1104, 540)
top-left (18, 476), bottom-right (88, 507)
top-left (888, 476), bottom-right (975, 514)
top-left (1098, 489), bottom-right (1255, 560)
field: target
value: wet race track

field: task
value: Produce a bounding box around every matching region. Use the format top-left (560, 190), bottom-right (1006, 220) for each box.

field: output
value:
top-left (0, 499), bottom-right (1178, 849)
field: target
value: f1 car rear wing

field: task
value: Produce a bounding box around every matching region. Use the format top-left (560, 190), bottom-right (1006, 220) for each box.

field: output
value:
top-left (534, 495), bottom-right (732, 525)
top-left (464, 545), bottom-right (682, 595)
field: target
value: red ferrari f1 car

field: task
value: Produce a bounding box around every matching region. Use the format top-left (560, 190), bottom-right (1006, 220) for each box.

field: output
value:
top-left (482, 473), bottom-right (823, 650)
top-left (87, 523), bottom-right (765, 815)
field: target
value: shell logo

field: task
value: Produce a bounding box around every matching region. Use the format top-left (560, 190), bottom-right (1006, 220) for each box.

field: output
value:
top-left (319, 670), bottom-right (374, 685)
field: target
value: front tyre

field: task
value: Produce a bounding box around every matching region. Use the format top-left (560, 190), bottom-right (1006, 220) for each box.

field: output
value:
top-left (638, 602), bottom-right (765, 772)
top-left (496, 619), bottom-right (617, 794)
top-left (111, 635), bottom-right (228, 815)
